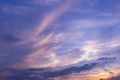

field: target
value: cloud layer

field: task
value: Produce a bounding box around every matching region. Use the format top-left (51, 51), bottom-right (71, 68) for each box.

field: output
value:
top-left (0, 0), bottom-right (120, 80)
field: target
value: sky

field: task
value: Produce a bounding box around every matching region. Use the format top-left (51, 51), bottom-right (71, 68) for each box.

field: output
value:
top-left (0, 0), bottom-right (120, 80)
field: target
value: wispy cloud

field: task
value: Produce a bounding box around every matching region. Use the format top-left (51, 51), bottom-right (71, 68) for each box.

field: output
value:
top-left (0, 3), bottom-right (33, 14)
top-left (0, 1), bottom-right (120, 80)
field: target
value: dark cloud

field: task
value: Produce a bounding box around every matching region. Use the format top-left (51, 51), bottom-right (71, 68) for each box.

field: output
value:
top-left (0, 52), bottom-right (117, 79)
top-left (108, 75), bottom-right (120, 80)
top-left (0, 62), bottom-right (98, 80)
top-left (97, 57), bottom-right (116, 62)
top-left (1, 34), bottom-right (21, 43)
top-left (100, 79), bottom-right (107, 80)
top-left (44, 63), bottom-right (98, 78)
top-left (0, 33), bottom-right (32, 68)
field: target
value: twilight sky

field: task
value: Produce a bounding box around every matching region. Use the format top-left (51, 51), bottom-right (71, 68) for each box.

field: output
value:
top-left (0, 0), bottom-right (120, 80)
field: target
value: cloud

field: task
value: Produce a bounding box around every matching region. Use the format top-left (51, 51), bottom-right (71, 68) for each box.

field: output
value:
top-left (108, 75), bottom-right (120, 80)
top-left (33, 0), bottom-right (75, 37)
top-left (1, 34), bottom-right (21, 43)
top-left (0, 69), bottom-right (11, 80)
top-left (0, 56), bottom-right (116, 80)
top-left (32, 0), bottom-right (61, 5)
top-left (0, 0), bottom-right (120, 80)
top-left (24, 20), bottom-right (120, 68)
top-left (67, 18), bottom-right (120, 29)
top-left (20, 0), bottom-right (61, 6)
top-left (0, 34), bottom-right (32, 68)
top-left (0, 3), bottom-right (33, 14)
top-left (19, 0), bottom-right (78, 68)
top-left (0, 62), bottom-right (98, 80)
